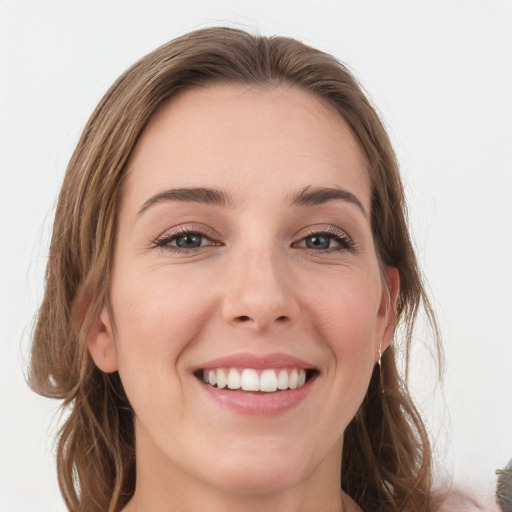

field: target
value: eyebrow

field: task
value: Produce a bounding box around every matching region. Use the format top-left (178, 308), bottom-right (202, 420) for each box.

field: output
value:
top-left (289, 186), bottom-right (367, 217)
top-left (138, 187), bottom-right (231, 215)
top-left (137, 185), bottom-right (367, 217)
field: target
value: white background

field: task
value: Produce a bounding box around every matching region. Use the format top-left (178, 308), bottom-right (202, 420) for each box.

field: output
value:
top-left (1, 1), bottom-right (511, 510)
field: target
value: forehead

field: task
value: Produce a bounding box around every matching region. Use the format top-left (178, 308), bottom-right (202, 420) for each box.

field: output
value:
top-left (124, 83), bottom-right (370, 212)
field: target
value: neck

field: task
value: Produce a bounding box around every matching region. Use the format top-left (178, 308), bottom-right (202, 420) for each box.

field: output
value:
top-left (125, 485), bottom-right (346, 512)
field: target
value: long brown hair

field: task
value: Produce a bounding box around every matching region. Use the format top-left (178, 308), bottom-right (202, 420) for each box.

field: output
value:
top-left (29, 26), bottom-right (441, 512)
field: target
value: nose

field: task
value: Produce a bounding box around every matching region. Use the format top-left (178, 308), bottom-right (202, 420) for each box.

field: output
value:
top-left (220, 248), bottom-right (300, 331)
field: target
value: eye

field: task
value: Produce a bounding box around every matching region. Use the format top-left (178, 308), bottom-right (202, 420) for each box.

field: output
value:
top-left (304, 234), bottom-right (335, 250)
top-left (173, 232), bottom-right (206, 249)
top-left (152, 228), bottom-right (219, 252)
top-left (294, 228), bottom-right (354, 252)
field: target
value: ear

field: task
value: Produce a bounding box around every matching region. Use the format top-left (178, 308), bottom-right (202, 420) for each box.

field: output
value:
top-left (86, 305), bottom-right (118, 373)
top-left (377, 266), bottom-right (400, 355)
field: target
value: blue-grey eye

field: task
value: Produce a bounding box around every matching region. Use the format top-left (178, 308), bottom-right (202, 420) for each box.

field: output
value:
top-left (305, 235), bottom-right (332, 250)
top-left (174, 233), bottom-right (203, 248)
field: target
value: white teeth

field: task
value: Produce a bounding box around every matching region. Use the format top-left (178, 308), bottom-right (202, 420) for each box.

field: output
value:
top-left (216, 369), bottom-right (227, 389)
top-left (277, 369), bottom-right (289, 390)
top-left (227, 368), bottom-right (241, 389)
top-left (289, 369), bottom-right (299, 389)
top-left (201, 367), bottom-right (311, 392)
top-left (241, 369), bottom-right (259, 391)
top-left (260, 369), bottom-right (278, 392)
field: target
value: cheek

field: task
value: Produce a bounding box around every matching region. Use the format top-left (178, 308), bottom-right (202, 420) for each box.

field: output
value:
top-left (306, 271), bottom-right (382, 405)
top-left (297, 275), bottom-right (381, 438)
top-left (310, 274), bottom-right (382, 352)
top-left (112, 268), bottom-right (211, 346)
top-left (108, 270), bottom-right (214, 402)
top-left (108, 287), bottom-right (197, 430)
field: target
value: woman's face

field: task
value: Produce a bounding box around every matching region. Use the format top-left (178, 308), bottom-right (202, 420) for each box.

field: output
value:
top-left (88, 84), bottom-right (398, 500)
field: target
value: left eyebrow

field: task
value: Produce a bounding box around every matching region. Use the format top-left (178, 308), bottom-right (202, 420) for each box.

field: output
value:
top-left (289, 186), bottom-right (367, 217)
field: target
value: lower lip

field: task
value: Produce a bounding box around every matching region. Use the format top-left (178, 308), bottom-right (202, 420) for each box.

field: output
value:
top-left (197, 377), bottom-right (315, 416)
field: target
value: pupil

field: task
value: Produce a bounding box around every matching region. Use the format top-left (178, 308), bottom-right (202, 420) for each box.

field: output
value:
top-left (306, 235), bottom-right (330, 250)
top-left (176, 233), bottom-right (202, 248)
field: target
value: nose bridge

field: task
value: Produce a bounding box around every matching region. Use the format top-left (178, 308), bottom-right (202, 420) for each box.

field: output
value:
top-left (221, 243), bottom-right (298, 329)
top-left (242, 247), bottom-right (282, 296)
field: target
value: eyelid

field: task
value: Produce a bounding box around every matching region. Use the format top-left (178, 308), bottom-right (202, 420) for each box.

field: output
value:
top-left (150, 223), bottom-right (354, 253)
top-left (292, 225), bottom-right (354, 251)
top-left (151, 223), bottom-right (221, 249)
top-left (296, 224), bottom-right (352, 241)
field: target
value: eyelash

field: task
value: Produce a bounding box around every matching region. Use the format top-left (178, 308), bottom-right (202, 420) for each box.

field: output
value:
top-left (293, 227), bottom-right (355, 253)
top-left (151, 226), bottom-right (354, 254)
top-left (152, 226), bottom-right (220, 253)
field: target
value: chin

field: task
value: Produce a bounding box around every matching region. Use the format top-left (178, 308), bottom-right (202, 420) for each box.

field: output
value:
top-left (188, 434), bottom-right (335, 496)
top-left (204, 456), bottom-right (304, 495)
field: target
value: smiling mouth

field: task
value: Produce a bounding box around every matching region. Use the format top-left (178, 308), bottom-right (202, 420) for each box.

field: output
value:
top-left (196, 368), bottom-right (317, 393)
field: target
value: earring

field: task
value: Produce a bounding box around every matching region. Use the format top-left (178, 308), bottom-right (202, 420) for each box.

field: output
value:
top-left (378, 340), bottom-right (385, 394)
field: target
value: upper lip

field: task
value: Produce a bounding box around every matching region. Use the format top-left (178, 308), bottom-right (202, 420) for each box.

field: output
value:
top-left (193, 352), bottom-right (316, 371)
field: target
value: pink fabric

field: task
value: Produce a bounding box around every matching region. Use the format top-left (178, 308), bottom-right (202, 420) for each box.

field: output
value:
top-left (438, 490), bottom-right (500, 511)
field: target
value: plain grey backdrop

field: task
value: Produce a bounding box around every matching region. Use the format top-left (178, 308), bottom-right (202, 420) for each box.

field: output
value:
top-left (1, 1), bottom-right (511, 510)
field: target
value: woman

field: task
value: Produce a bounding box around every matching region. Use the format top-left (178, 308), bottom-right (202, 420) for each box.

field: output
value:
top-left (29, 27), bottom-right (443, 512)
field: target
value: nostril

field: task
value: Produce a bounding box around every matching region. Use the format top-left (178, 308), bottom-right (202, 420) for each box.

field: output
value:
top-left (231, 314), bottom-right (291, 326)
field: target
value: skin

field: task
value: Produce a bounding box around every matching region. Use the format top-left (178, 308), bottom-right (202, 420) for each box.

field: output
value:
top-left (87, 84), bottom-right (399, 512)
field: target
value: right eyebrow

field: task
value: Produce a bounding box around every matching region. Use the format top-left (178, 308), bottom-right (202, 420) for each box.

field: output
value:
top-left (137, 187), bottom-right (231, 216)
